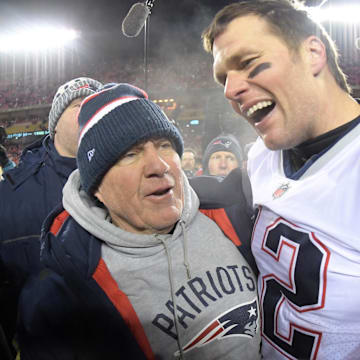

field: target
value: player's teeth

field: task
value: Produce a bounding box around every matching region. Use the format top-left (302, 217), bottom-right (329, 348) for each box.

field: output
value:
top-left (246, 101), bottom-right (273, 117)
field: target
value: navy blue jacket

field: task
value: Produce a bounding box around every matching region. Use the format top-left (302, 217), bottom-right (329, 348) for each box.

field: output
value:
top-left (17, 206), bottom-right (148, 360)
top-left (0, 136), bottom-right (77, 351)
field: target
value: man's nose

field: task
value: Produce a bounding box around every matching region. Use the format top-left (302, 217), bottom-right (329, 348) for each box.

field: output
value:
top-left (219, 157), bottom-right (228, 168)
top-left (224, 71), bottom-right (249, 103)
top-left (144, 147), bottom-right (170, 177)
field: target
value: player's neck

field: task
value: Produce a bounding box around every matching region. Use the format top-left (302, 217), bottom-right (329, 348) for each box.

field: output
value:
top-left (316, 84), bottom-right (360, 135)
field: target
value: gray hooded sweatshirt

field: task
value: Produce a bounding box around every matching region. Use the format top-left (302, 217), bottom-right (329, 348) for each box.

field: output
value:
top-left (63, 170), bottom-right (261, 359)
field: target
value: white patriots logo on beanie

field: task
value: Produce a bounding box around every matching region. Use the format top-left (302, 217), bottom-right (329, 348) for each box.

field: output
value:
top-left (87, 148), bottom-right (95, 162)
top-left (213, 139), bottom-right (232, 148)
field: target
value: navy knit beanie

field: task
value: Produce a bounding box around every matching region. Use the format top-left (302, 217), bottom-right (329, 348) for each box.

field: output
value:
top-left (202, 134), bottom-right (243, 175)
top-left (77, 83), bottom-right (184, 195)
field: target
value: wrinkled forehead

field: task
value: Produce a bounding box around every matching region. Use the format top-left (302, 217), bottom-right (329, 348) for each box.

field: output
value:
top-left (127, 136), bottom-right (174, 151)
top-left (210, 151), bottom-right (236, 158)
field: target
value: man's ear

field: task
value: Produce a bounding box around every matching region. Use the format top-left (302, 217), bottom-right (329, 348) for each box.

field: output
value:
top-left (304, 35), bottom-right (327, 77)
top-left (94, 189), bottom-right (104, 204)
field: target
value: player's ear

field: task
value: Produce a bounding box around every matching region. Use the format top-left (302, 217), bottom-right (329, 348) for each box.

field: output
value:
top-left (304, 35), bottom-right (327, 77)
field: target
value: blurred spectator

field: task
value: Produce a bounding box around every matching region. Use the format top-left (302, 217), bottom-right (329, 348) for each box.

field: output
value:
top-left (195, 155), bottom-right (203, 175)
top-left (6, 144), bottom-right (22, 164)
top-left (0, 127), bottom-right (16, 177)
top-left (202, 134), bottom-right (243, 177)
top-left (181, 147), bottom-right (197, 177)
top-left (0, 77), bottom-right (102, 358)
top-left (0, 127), bottom-right (6, 145)
top-left (0, 145), bottom-right (16, 176)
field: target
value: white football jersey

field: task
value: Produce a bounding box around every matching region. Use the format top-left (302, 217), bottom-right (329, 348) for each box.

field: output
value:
top-left (248, 123), bottom-right (360, 360)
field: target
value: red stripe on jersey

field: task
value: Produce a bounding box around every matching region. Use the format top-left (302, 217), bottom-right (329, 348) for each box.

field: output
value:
top-left (49, 210), bottom-right (70, 236)
top-left (93, 258), bottom-right (155, 360)
top-left (200, 208), bottom-right (241, 246)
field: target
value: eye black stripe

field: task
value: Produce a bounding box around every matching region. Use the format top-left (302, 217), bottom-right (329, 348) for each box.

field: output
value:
top-left (249, 62), bottom-right (271, 79)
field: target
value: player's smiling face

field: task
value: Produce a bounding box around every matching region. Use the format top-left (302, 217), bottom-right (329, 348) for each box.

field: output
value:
top-left (213, 15), bottom-right (321, 150)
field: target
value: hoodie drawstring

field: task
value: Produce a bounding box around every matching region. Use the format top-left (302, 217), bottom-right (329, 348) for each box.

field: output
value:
top-left (180, 220), bottom-right (192, 280)
top-left (157, 221), bottom-right (192, 360)
top-left (159, 236), bottom-right (185, 359)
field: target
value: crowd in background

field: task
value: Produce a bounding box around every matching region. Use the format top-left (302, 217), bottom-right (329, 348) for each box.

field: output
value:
top-left (0, 55), bottom-right (215, 111)
top-left (4, 144), bottom-right (22, 164)
top-left (0, 54), bottom-right (219, 165)
top-left (1, 54), bottom-right (359, 112)
top-left (0, 53), bottom-right (359, 167)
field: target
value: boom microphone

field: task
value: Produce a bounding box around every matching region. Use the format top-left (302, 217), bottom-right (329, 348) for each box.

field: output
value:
top-left (122, 2), bottom-right (150, 38)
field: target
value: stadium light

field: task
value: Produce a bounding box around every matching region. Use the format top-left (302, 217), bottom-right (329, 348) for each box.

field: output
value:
top-left (0, 26), bottom-right (79, 53)
top-left (309, 5), bottom-right (360, 23)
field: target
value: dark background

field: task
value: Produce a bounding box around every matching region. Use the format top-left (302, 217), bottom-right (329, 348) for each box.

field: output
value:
top-left (0, 0), bottom-right (355, 61)
top-left (0, 0), bottom-right (235, 60)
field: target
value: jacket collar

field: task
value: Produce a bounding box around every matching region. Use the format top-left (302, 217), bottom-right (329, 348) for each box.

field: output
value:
top-left (4, 135), bottom-right (76, 189)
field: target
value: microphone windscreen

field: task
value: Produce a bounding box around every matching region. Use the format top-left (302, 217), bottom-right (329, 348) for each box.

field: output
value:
top-left (122, 3), bottom-right (150, 38)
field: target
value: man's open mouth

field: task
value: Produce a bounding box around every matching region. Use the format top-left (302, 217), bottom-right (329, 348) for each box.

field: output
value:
top-left (149, 187), bottom-right (172, 196)
top-left (247, 101), bottom-right (276, 123)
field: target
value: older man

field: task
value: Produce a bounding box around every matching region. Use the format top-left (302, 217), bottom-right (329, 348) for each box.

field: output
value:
top-left (17, 83), bottom-right (260, 360)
